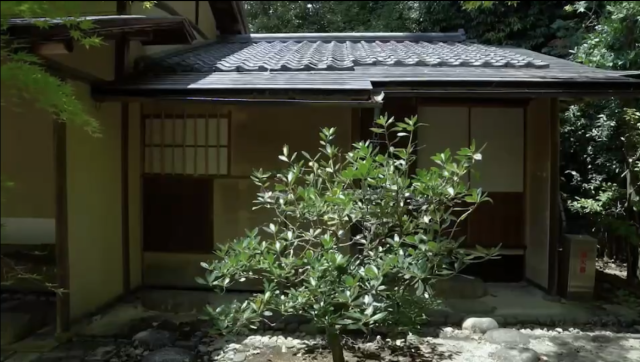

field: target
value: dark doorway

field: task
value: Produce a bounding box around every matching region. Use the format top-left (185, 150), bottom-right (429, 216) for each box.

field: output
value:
top-left (143, 176), bottom-right (213, 253)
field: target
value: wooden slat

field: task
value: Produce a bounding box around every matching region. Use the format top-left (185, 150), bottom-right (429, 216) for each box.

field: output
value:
top-left (170, 113), bottom-right (175, 175)
top-left (183, 111), bottom-right (187, 174)
top-left (226, 110), bottom-right (232, 175)
top-left (160, 112), bottom-right (165, 175)
top-left (193, 115), bottom-right (198, 176)
top-left (216, 110), bottom-right (221, 175)
top-left (205, 113), bottom-right (209, 175)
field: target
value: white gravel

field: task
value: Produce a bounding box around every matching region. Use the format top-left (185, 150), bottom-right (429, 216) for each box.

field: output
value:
top-left (431, 328), bottom-right (640, 362)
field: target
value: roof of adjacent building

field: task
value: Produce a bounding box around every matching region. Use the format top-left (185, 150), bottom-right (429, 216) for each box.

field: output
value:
top-left (6, 15), bottom-right (197, 46)
top-left (93, 32), bottom-right (640, 99)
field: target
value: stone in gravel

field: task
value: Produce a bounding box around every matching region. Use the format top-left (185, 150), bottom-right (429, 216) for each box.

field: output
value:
top-left (233, 352), bottom-right (247, 362)
top-left (406, 333), bottom-right (421, 345)
top-left (261, 336), bottom-right (275, 347)
top-left (462, 317), bottom-right (499, 334)
top-left (209, 339), bottom-right (227, 351)
top-left (485, 329), bottom-right (530, 346)
top-left (142, 347), bottom-right (195, 362)
top-left (133, 329), bottom-right (177, 351)
top-left (492, 347), bottom-right (539, 362)
top-left (85, 346), bottom-right (117, 361)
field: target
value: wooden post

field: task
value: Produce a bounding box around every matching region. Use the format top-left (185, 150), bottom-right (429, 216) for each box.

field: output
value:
top-left (116, 0), bottom-right (131, 292)
top-left (53, 120), bottom-right (70, 333)
top-left (547, 98), bottom-right (560, 295)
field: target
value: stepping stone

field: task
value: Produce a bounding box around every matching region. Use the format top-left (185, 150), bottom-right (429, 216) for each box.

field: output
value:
top-left (484, 329), bottom-right (530, 346)
top-left (432, 275), bottom-right (487, 299)
top-left (492, 347), bottom-right (539, 362)
top-left (142, 347), bottom-right (195, 362)
top-left (462, 317), bottom-right (499, 333)
top-left (133, 329), bottom-right (177, 351)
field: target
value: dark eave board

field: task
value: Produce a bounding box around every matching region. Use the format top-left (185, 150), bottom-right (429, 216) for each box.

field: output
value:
top-left (5, 15), bottom-right (197, 45)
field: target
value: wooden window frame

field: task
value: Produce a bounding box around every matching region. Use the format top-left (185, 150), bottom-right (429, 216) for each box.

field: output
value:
top-left (142, 112), bottom-right (232, 177)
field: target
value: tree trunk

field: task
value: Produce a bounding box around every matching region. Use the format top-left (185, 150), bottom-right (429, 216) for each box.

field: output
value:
top-left (326, 328), bottom-right (345, 362)
top-left (627, 243), bottom-right (639, 284)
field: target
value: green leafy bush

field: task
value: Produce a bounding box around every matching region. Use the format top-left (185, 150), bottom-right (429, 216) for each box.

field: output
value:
top-left (199, 115), bottom-right (498, 361)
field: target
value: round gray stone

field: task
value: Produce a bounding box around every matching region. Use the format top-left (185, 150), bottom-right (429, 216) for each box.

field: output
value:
top-left (133, 329), bottom-right (177, 351)
top-left (233, 352), bottom-right (247, 362)
top-left (484, 329), bottom-right (530, 346)
top-left (142, 347), bottom-right (195, 362)
top-left (492, 347), bottom-right (539, 362)
top-left (462, 317), bottom-right (499, 333)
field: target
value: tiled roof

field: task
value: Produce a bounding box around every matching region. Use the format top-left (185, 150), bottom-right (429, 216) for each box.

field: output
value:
top-left (139, 33), bottom-right (552, 73)
top-left (95, 33), bottom-right (639, 97)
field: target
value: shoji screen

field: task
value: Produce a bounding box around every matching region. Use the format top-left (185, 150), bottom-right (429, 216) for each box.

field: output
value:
top-left (470, 108), bottom-right (524, 192)
top-left (417, 107), bottom-right (469, 171)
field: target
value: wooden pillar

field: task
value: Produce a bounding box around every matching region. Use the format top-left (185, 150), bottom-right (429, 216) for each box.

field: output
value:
top-left (53, 120), bottom-right (70, 333)
top-left (116, 0), bottom-right (131, 292)
top-left (548, 98), bottom-right (560, 295)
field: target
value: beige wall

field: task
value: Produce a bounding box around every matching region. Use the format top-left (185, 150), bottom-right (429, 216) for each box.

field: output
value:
top-left (46, 39), bottom-right (125, 319)
top-left (1, 100), bottom-right (56, 246)
top-left (525, 99), bottom-right (552, 288)
top-left (1, 104), bottom-right (55, 220)
top-left (66, 81), bottom-right (123, 320)
top-left (140, 103), bottom-right (352, 288)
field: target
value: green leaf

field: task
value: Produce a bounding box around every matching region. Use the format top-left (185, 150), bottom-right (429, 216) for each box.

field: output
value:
top-left (369, 311), bottom-right (388, 322)
top-left (364, 265), bottom-right (378, 278)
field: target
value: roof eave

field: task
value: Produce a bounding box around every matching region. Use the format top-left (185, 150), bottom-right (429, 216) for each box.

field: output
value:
top-left (376, 79), bottom-right (640, 98)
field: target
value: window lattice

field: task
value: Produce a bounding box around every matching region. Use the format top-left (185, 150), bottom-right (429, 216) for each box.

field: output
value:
top-left (144, 113), bottom-right (229, 175)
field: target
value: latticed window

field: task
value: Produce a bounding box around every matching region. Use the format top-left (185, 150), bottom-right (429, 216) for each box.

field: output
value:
top-left (143, 112), bottom-right (230, 175)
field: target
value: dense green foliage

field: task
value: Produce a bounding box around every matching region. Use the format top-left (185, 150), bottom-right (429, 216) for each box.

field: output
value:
top-left (246, 1), bottom-right (587, 55)
top-left (201, 117), bottom-right (497, 361)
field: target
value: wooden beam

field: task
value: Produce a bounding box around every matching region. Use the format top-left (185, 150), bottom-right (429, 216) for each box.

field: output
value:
top-left (154, 1), bottom-right (209, 40)
top-left (53, 120), bottom-right (70, 334)
top-left (42, 57), bottom-right (106, 84)
top-left (116, 1), bottom-right (131, 293)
